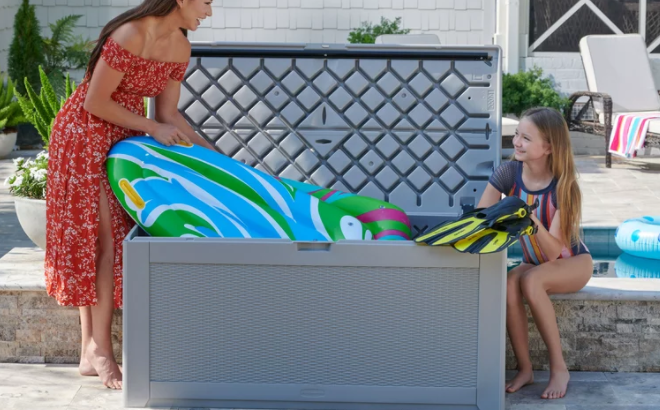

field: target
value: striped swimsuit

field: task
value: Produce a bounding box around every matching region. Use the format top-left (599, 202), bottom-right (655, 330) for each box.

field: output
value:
top-left (489, 161), bottom-right (590, 265)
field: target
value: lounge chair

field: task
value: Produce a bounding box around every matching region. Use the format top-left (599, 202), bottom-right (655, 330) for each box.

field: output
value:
top-left (566, 34), bottom-right (660, 168)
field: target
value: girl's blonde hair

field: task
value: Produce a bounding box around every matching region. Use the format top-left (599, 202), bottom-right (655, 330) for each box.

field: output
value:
top-left (520, 107), bottom-right (582, 247)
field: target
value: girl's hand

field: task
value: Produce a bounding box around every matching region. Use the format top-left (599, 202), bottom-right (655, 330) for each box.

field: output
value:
top-left (151, 123), bottom-right (192, 146)
top-left (529, 213), bottom-right (540, 231)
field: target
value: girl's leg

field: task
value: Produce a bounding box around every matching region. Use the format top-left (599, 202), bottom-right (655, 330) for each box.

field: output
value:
top-left (520, 254), bottom-right (592, 399)
top-left (505, 262), bottom-right (536, 393)
top-left (78, 306), bottom-right (97, 376)
top-left (86, 183), bottom-right (122, 389)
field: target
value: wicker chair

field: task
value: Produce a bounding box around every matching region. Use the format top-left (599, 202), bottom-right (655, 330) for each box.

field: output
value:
top-left (564, 34), bottom-right (660, 168)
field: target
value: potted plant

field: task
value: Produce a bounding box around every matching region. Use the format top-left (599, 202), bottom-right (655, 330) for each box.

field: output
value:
top-left (4, 152), bottom-right (48, 250)
top-left (0, 74), bottom-right (25, 158)
top-left (5, 66), bottom-right (76, 250)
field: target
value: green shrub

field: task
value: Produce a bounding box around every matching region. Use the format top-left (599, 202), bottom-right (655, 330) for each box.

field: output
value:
top-left (347, 17), bottom-right (410, 44)
top-left (0, 74), bottom-right (27, 133)
top-left (8, 0), bottom-right (45, 95)
top-left (502, 67), bottom-right (570, 118)
top-left (14, 66), bottom-right (77, 149)
top-left (42, 15), bottom-right (93, 98)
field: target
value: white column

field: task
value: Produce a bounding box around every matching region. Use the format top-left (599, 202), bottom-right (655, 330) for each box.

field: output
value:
top-left (505, 0), bottom-right (521, 74)
top-left (494, 0), bottom-right (521, 74)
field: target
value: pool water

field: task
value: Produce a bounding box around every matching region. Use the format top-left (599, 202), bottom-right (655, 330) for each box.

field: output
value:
top-left (507, 227), bottom-right (660, 278)
top-left (507, 253), bottom-right (660, 278)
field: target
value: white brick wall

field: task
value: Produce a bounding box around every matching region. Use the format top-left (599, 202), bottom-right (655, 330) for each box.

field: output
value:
top-left (521, 55), bottom-right (588, 96)
top-left (0, 0), bottom-right (22, 74)
top-left (523, 54), bottom-right (660, 96)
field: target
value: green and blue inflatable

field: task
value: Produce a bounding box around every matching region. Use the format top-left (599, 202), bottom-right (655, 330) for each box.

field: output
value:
top-left (106, 136), bottom-right (411, 241)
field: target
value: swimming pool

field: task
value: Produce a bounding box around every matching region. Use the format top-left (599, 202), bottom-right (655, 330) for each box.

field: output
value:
top-left (507, 227), bottom-right (660, 278)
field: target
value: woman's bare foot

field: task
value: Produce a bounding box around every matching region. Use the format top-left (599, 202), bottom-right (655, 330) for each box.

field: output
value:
top-left (505, 368), bottom-right (534, 393)
top-left (86, 343), bottom-right (122, 389)
top-left (78, 355), bottom-right (98, 376)
top-left (541, 368), bottom-right (570, 399)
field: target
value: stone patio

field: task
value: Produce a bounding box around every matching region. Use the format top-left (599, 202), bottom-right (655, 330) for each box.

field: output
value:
top-left (1, 363), bottom-right (660, 410)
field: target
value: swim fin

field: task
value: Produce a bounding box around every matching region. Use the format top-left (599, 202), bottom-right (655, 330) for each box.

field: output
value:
top-left (414, 196), bottom-right (536, 246)
top-left (451, 217), bottom-right (537, 254)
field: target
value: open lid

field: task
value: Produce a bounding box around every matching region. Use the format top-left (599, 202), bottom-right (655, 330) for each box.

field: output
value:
top-left (171, 42), bottom-right (502, 231)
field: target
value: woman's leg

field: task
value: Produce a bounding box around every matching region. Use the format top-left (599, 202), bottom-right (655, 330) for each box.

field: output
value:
top-left (505, 262), bottom-right (536, 393)
top-left (78, 306), bottom-right (97, 376)
top-left (519, 254), bottom-right (592, 399)
top-left (86, 182), bottom-right (122, 389)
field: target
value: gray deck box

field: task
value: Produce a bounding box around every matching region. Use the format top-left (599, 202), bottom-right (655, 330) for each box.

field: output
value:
top-left (123, 42), bottom-right (505, 410)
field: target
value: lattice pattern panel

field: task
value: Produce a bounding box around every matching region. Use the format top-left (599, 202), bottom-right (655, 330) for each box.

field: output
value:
top-left (149, 263), bottom-right (480, 387)
top-left (177, 47), bottom-right (500, 221)
top-left (530, 0), bottom-right (638, 52)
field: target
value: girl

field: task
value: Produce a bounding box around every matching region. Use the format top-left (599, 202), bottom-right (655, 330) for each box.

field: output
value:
top-left (478, 107), bottom-right (592, 399)
top-left (45, 0), bottom-right (215, 389)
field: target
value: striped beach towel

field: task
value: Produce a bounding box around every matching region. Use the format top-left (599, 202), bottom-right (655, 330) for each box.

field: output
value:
top-left (608, 113), bottom-right (660, 158)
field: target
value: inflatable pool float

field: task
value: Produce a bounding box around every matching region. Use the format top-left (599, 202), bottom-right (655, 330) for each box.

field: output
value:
top-left (615, 252), bottom-right (660, 279)
top-left (614, 216), bottom-right (660, 260)
top-left (106, 136), bottom-right (411, 241)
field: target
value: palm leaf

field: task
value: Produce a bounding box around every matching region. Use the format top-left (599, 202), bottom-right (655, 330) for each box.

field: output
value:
top-left (49, 15), bottom-right (80, 46)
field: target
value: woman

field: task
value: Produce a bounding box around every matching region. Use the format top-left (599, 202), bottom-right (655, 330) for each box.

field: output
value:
top-left (478, 107), bottom-right (592, 399)
top-left (45, 0), bottom-right (215, 389)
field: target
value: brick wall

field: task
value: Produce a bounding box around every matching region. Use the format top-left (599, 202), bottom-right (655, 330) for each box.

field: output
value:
top-left (521, 55), bottom-right (588, 96)
top-left (522, 54), bottom-right (660, 96)
top-left (0, 291), bottom-right (122, 364)
top-left (3, 288), bottom-right (659, 372)
top-left (0, 0), bottom-right (21, 74)
top-left (506, 299), bottom-right (660, 373)
top-left (0, 0), bottom-right (494, 81)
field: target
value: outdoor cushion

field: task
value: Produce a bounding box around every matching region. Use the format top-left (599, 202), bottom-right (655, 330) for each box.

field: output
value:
top-left (580, 34), bottom-right (660, 115)
top-left (502, 117), bottom-right (518, 136)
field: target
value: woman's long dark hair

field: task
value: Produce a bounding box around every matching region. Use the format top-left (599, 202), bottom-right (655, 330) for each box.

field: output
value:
top-left (84, 0), bottom-right (187, 80)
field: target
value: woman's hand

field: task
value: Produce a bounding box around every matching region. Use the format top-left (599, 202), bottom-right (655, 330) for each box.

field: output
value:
top-left (151, 123), bottom-right (192, 146)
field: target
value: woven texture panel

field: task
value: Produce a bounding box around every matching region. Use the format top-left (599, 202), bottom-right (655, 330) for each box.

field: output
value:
top-left (149, 263), bottom-right (480, 387)
top-left (178, 51), bottom-right (499, 218)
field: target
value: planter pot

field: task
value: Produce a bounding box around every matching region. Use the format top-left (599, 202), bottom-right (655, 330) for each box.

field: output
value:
top-left (16, 123), bottom-right (44, 148)
top-left (0, 132), bottom-right (17, 159)
top-left (14, 196), bottom-right (47, 250)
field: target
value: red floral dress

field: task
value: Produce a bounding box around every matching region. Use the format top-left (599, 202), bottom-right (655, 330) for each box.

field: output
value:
top-left (45, 37), bottom-right (188, 308)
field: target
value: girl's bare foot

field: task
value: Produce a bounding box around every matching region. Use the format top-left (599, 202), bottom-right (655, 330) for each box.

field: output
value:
top-left (78, 355), bottom-right (98, 376)
top-left (86, 343), bottom-right (122, 389)
top-left (505, 368), bottom-right (534, 393)
top-left (541, 368), bottom-right (570, 399)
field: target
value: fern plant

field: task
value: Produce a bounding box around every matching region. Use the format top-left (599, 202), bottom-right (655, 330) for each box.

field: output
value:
top-left (42, 15), bottom-right (93, 97)
top-left (14, 66), bottom-right (76, 149)
top-left (347, 17), bottom-right (410, 44)
top-left (0, 74), bottom-right (27, 133)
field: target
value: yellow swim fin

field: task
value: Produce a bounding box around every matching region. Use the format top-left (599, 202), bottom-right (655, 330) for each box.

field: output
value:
top-left (414, 196), bottom-right (535, 246)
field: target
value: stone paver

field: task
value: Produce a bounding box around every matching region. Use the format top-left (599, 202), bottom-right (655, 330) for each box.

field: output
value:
top-left (2, 364), bottom-right (660, 409)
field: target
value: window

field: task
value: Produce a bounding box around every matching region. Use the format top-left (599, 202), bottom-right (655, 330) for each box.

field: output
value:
top-left (529, 0), bottom-right (660, 53)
